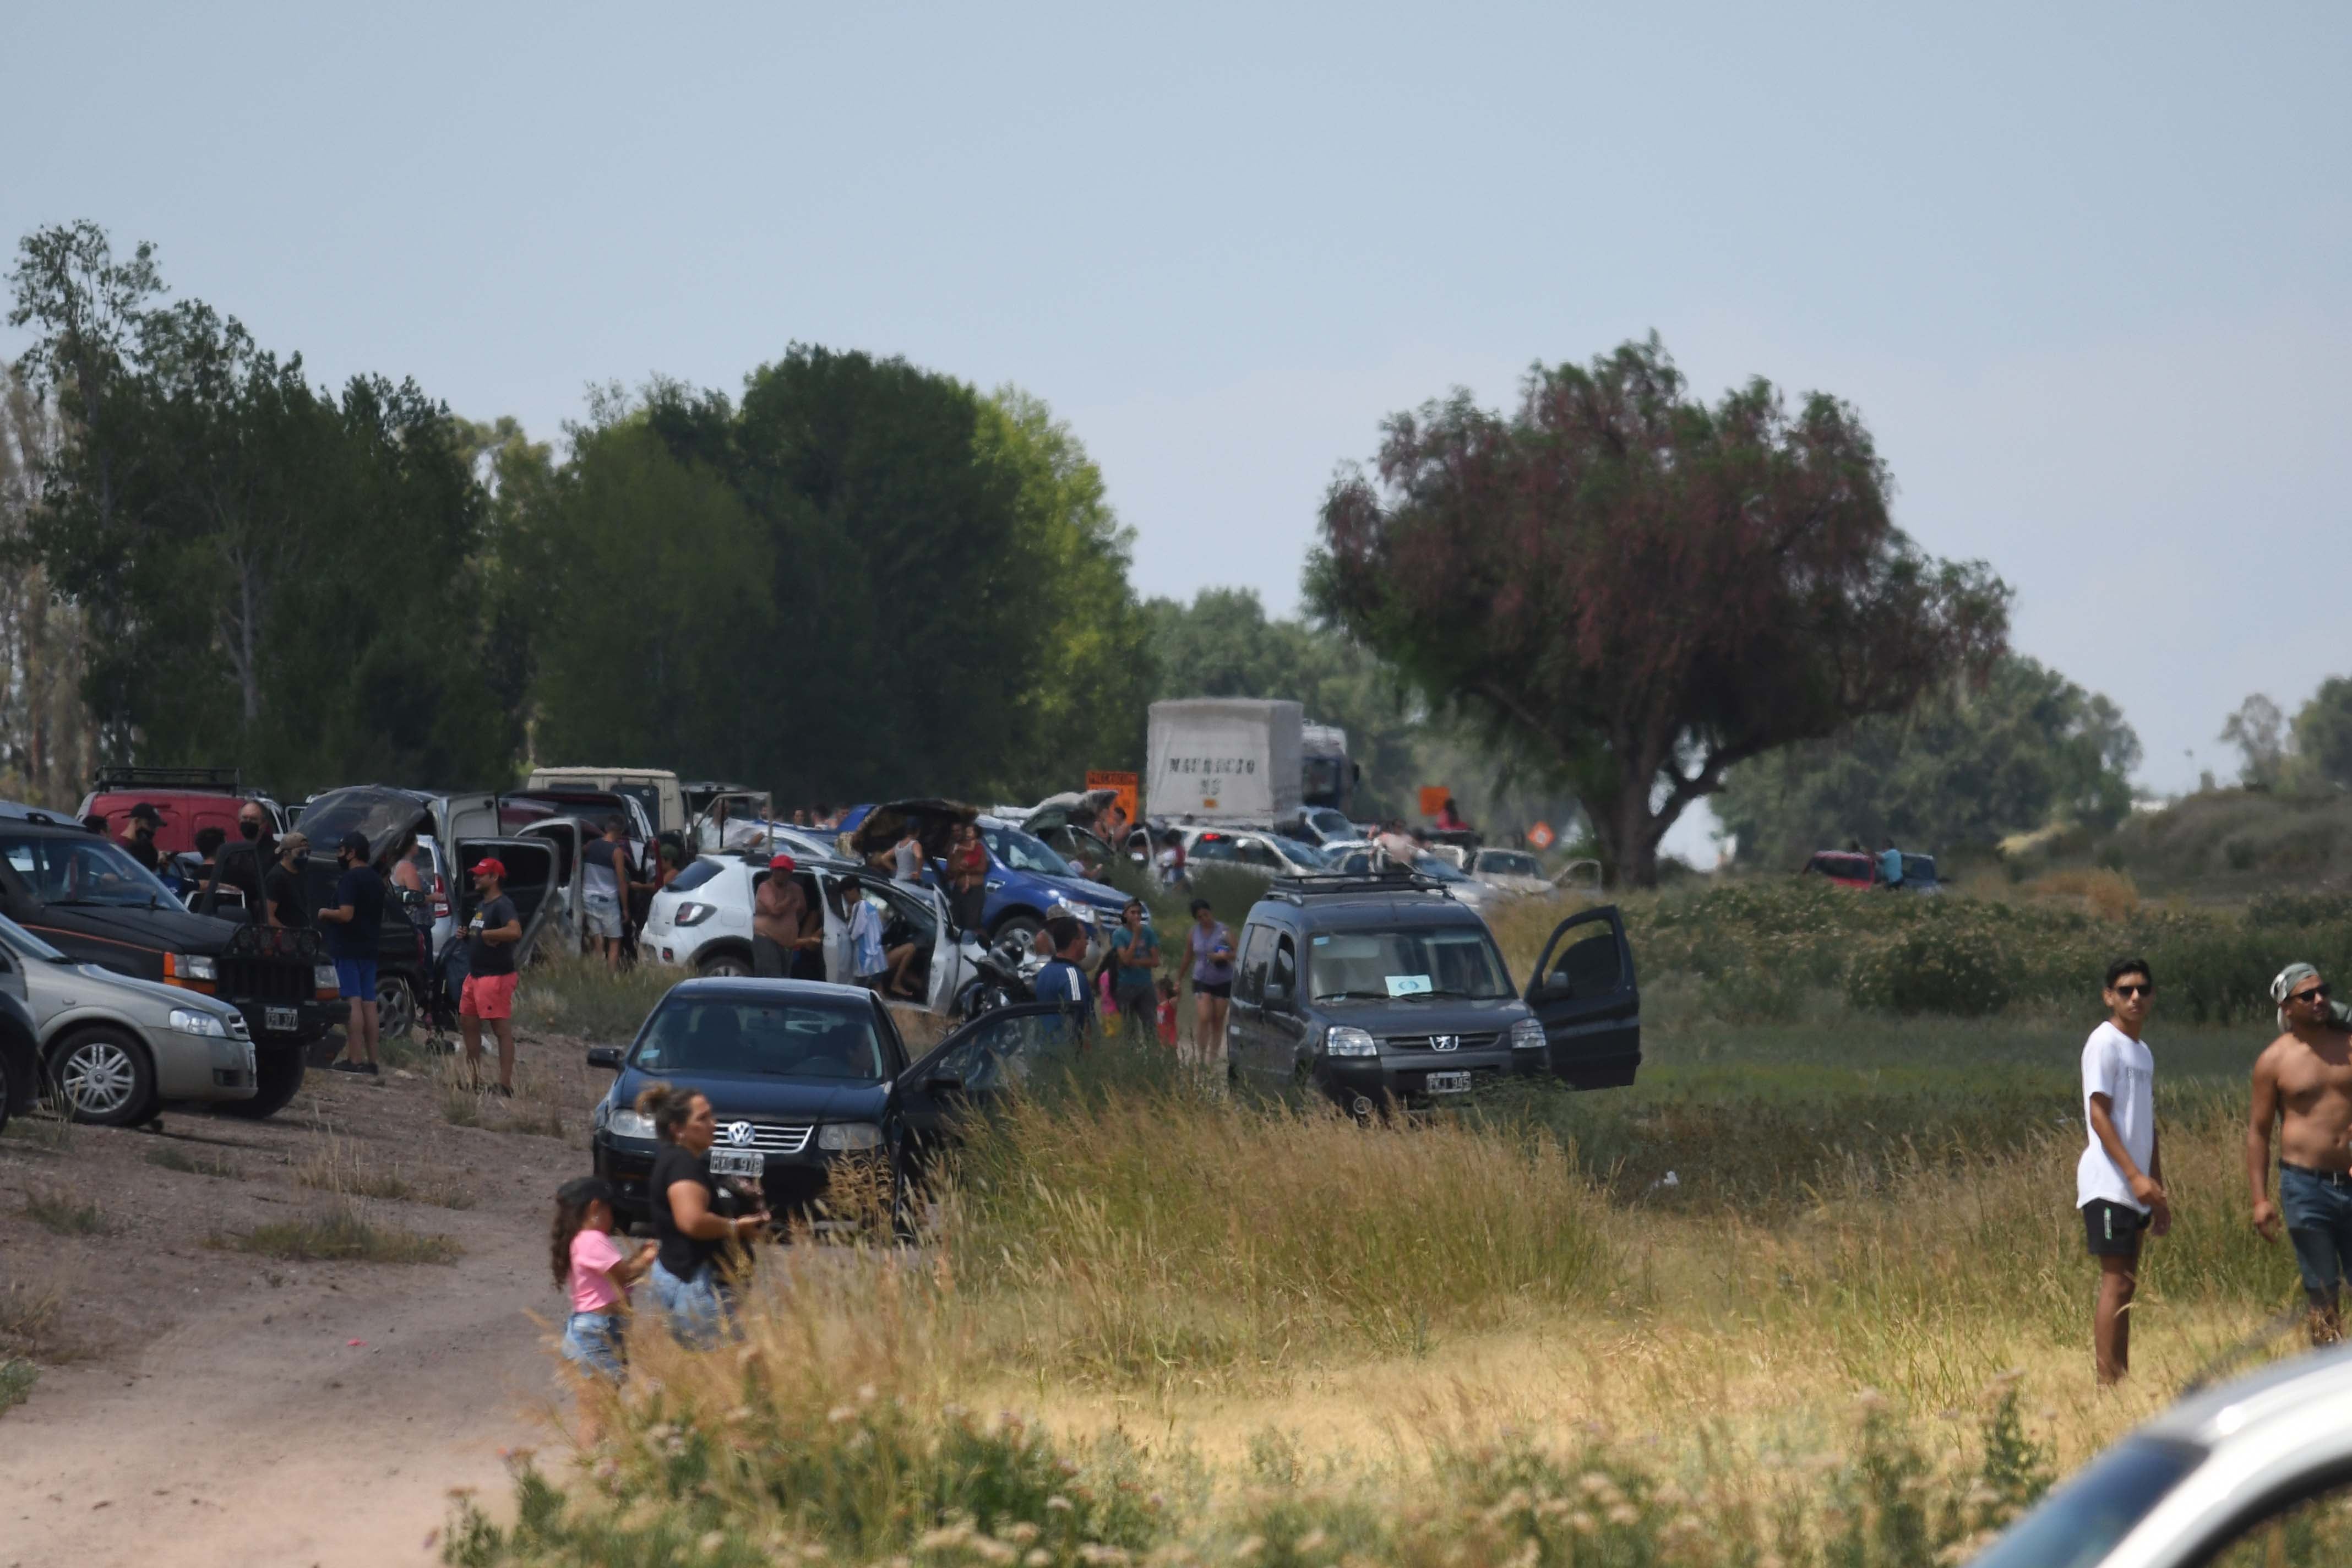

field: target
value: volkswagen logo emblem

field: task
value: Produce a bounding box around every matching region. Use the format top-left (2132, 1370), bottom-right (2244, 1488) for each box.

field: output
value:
top-left (1430, 1035), bottom-right (1460, 1053)
top-left (726, 1121), bottom-right (755, 1146)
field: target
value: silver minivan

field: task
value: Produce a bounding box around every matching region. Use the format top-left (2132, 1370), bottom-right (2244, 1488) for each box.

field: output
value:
top-left (0, 912), bottom-right (256, 1124)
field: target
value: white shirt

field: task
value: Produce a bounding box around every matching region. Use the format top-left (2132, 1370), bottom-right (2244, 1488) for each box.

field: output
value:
top-left (2076, 1021), bottom-right (2156, 1211)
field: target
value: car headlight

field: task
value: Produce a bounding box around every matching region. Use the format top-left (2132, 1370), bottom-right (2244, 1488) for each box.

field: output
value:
top-left (674, 902), bottom-right (717, 927)
top-left (168, 1008), bottom-right (230, 1038)
top-left (818, 1121), bottom-right (883, 1151)
top-left (1511, 1017), bottom-right (1548, 1050)
top-left (606, 1108), bottom-right (656, 1140)
top-left (314, 962), bottom-right (339, 990)
top-left (1325, 1025), bottom-right (1378, 1058)
top-left (172, 953), bottom-right (217, 984)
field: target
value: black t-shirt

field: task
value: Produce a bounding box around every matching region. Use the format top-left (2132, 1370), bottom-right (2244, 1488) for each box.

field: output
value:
top-left (213, 841), bottom-right (268, 921)
top-left (466, 894), bottom-right (520, 976)
top-left (328, 865), bottom-right (385, 959)
top-left (264, 864), bottom-right (308, 930)
top-left (650, 1144), bottom-right (721, 1278)
top-left (123, 836), bottom-right (161, 871)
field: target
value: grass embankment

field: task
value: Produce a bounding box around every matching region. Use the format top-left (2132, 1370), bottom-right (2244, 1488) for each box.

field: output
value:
top-left (450, 1021), bottom-right (2310, 1567)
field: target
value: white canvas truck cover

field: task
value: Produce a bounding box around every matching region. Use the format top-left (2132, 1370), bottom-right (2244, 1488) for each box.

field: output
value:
top-left (1146, 699), bottom-right (1304, 824)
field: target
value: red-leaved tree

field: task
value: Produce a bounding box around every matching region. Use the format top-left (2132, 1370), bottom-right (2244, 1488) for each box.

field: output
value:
top-left (1307, 337), bottom-right (2010, 886)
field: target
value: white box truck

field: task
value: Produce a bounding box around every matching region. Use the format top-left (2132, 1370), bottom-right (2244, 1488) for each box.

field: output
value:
top-left (1147, 699), bottom-right (1305, 826)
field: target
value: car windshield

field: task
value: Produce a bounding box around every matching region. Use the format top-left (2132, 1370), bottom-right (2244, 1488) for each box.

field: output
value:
top-left (1309, 927), bottom-right (1515, 1001)
top-left (1268, 835), bottom-right (1329, 868)
top-left (982, 824), bottom-right (1074, 879)
top-left (0, 911), bottom-right (70, 961)
top-left (631, 997), bottom-right (890, 1080)
top-left (666, 858), bottom-right (724, 894)
top-left (1303, 808), bottom-right (1354, 840)
top-left (1965, 1436), bottom-right (2203, 1568)
top-left (1477, 851), bottom-right (1541, 877)
top-left (0, 831), bottom-right (177, 907)
top-left (1412, 854), bottom-right (1471, 882)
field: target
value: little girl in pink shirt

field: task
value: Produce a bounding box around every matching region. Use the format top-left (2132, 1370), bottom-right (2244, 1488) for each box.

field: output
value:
top-left (551, 1175), bottom-right (655, 1380)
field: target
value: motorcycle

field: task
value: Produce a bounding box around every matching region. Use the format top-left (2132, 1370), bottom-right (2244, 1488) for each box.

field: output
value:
top-left (955, 935), bottom-right (1044, 1021)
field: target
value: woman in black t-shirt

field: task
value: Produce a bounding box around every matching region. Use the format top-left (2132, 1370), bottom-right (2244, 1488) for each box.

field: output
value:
top-left (636, 1082), bottom-right (767, 1346)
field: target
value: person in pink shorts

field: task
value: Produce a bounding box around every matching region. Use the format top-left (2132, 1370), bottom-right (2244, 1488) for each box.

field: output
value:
top-left (460, 857), bottom-right (525, 1096)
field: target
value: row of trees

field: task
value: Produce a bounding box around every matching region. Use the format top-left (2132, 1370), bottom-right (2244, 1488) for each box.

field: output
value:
top-left (5, 222), bottom-right (1152, 805)
top-left (2219, 684), bottom-right (2352, 795)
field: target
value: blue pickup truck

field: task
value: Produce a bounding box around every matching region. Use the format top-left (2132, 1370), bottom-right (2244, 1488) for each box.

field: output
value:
top-left (842, 800), bottom-right (1141, 955)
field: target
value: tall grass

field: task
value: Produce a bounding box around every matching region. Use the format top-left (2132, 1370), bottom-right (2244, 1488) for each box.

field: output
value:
top-left (515, 951), bottom-right (680, 1042)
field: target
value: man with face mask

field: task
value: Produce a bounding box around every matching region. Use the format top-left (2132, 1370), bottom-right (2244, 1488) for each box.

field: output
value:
top-left (263, 831), bottom-right (311, 930)
top-left (317, 830), bottom-right (386, 1076)
top-left (119, 803), bottom-right (164, 873)
top-left (208, 800), bottom-right (278, 923)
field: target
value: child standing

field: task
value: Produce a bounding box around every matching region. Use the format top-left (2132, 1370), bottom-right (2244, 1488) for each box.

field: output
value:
top-left (1155, 974), bottom-right (1179, 1046)
top-left (2077, 957), bottom-right (2168, 1384)
top-left (552, 1175), bottom-right (656, 1380)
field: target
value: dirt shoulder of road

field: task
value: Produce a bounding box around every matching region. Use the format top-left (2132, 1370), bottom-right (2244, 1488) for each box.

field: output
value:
top-left (0, 1026), bottom-right (607, 1568)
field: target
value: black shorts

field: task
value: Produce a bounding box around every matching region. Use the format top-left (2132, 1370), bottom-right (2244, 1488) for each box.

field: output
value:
top-left (1193, 980), bottom-right (1232, 1000)
top-left (2083, 1199), bottom-right (2150, 1257)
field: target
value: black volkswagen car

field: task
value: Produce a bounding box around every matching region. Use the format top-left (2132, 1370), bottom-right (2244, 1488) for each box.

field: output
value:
top-left (589, 978), bottom-right (912, 1228)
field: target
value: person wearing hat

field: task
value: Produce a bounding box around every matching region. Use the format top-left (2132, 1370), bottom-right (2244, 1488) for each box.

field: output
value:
top-left (316, 829), bottom-right (387, 1076)
top-left (263, 830), bottom-right (312, 930)
top-left (460, 857), bottom-right (524, 1095)
top-left (2248, 962), bottom-right (2352, 1343)
top-left (752, 853), bottom-right (814, 978)
top-left (119, 802), bottom-right (164, 872)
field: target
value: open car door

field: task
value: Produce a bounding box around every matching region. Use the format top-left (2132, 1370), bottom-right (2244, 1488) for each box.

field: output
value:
top-left (1523, 905), bottom-right (1641, 1090)
top-left (452, 839), bottom-right (560, 967)
top-left (888, 1002), bottom-right (1086, 1163)
top-left (923, 884), bottom-right (968, 1015)
top-left (516, 818), bottom-right (585, 950)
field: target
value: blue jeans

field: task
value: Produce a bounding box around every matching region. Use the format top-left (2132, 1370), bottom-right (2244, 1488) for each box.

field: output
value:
top-left (648, 1260), bottom-right (737, 1348)
top-left (559, 1311), bottom-right (627, 1380)
top-left (2280, 1165), bottom-right (2352, 1298)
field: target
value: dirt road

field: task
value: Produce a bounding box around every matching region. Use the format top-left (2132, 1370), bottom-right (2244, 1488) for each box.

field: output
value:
top-left (1, 1033), bottom-right (602, 1567)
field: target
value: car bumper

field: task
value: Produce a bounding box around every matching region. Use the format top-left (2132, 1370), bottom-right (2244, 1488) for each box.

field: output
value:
top-left (592, 1131), bottom-right (880, 1232)
top-left (1313, 1047), bottom-right (1537, 1109)
top-left (223, 998), bottom-right (336, 1048)
top-left (145, 1024), bottom-right (260, 1102)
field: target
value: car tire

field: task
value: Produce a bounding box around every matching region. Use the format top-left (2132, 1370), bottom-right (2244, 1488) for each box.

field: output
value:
top-left (988, 914), bottom-right (1043, 965)
top-left (697, 949), bottom-right (752, 979)
top-left (377, 975), bottom-right (417, 1041)
top-left (215, 1046), bottom-right (304, 1120)
top-left (49, 1027), bottom-right (159, 1127)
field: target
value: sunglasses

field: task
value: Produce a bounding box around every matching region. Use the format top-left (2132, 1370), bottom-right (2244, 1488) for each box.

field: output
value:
top-left (2293, 986), bottom-right (2332, 1005)
top-left (2112, 982), bottom-right (2154, 998)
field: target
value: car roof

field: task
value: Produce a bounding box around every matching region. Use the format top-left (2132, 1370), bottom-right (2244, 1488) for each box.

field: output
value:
top-left (1251, 894), bottom-right (1487, 932)
top-left (666, 976), bottom-right (880, 1005)
top-left (2139, 1345), bottom-right (2352, 1449)
top-left (0, 800), bottom-right (82, 827)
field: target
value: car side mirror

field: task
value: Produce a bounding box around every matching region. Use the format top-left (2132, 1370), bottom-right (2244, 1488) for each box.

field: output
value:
top-left (926, 1072), bottom-right (965, 1095)
top-left (586, 1046), bottom-right (623, 1070)
top-left (1264, 981), bottom-right (1289, 1006)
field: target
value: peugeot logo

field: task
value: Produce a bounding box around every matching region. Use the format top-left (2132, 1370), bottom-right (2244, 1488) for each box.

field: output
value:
top-left (726, 1121), bottom-right (755, 1146)
top-left (1430, 1035), bottom-right (1460, 1053)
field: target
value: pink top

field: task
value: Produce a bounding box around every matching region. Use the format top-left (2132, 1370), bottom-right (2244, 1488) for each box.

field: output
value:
top-left (569, 1228), bottom-right (627, 1313)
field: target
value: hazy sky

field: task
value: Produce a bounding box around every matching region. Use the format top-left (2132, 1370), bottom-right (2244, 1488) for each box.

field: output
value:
top-left (7, 6), bottom-right (2346, 850)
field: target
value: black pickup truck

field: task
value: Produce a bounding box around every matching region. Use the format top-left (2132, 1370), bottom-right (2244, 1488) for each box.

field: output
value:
top-left (0, 808), bottom-right (335, 1118)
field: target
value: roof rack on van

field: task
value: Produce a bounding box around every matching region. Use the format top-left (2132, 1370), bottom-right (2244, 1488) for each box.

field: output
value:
top-left (1264, 870), bottom-right (1453, 903)
top-left (93, 765), bottom-right (242, 793)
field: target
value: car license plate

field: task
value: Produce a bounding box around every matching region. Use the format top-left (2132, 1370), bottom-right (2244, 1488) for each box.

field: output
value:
top-left (1425, 1071), bottom-right (1472, 1094)
top-left (264, 1006), bottom-right (299, 1033)
top-left (709, 1148), bottom-right (764, 1178)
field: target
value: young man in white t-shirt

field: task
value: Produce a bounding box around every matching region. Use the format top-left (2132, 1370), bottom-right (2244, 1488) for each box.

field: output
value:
top-left (2078, 956), bottom-right (2169, 1384)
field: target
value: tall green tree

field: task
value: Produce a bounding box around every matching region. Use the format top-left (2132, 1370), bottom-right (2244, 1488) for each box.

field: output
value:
top-left (1308, 336), bottom-right (2008, 885)
top-left (2293, 678), bottom-right (2352, 792)
top-left (1712, 654), bottom-right (2141, 867)
top-left (7, 222), bottom-right (513, 792)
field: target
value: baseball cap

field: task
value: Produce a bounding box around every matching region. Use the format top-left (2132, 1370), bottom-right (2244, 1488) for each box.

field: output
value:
top-left (128, 802), bottom-right (162, 824)
top-left (472, 857), bottom-right (507, 881)
top-left (769, 853), bottom-right (797, 873)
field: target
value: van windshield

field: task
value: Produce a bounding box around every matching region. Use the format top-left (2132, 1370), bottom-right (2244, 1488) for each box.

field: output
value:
top-left (1308, 927), bottom-right (1514, 1002)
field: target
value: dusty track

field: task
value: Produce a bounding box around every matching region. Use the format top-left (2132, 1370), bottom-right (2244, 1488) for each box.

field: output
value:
top-left (1, 1032), bottom-right (601, 1567)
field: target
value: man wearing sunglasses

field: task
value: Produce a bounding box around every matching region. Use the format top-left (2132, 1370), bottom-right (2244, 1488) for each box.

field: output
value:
top-left (2248, 962), bottom-right (2352, 1342)
top-left (2078, 956), bottom-right (2166, 1385)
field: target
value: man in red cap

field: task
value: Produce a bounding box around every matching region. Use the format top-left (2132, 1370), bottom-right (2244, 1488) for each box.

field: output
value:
top-left (753, 853), bottom-right (816, 978)
top-left (460, 857), bottom-right (525, 1094)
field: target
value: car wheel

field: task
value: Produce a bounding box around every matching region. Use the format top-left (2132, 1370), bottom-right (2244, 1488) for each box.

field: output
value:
top-left (215, 1046), bottom-right (304, 1120)
top-left (988, 915), bottom-right (1043, 966)
top-left (377, 975), bottom-right (417, 1040)
top-left (50, 1028), bottom-right (159, 1127)
top-left (698, 949), bottom-right (752, 979)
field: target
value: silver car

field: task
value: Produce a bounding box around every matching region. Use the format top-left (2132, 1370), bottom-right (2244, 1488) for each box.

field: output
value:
top-left (0, 912), bottom-right (256, 1125)
top-left (1971, 1345), bottom-right (2352, 1567)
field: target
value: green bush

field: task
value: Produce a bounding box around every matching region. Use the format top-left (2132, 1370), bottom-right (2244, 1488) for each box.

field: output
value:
top-left (1845, 921), bottom-right (2013, 1016)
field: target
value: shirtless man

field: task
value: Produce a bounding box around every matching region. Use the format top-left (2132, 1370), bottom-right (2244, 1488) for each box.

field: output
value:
top-left (752, 854), bottom-right (818, 978)
top-left (2247, 962), bottom-right (2352, 1342)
